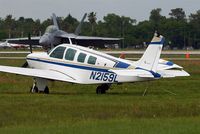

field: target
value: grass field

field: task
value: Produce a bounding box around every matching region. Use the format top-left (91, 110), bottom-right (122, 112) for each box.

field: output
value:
top-left (0, 59), bottom-right (199, 134)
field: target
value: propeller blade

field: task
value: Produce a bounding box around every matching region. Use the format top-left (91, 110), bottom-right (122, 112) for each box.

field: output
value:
top-left (28, 33), bottom-right (32, 53)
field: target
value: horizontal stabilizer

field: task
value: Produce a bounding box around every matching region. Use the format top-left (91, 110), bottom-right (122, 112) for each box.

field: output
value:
top-left (109, 69), bottom-right (154, 78)
top-left (157, 70), bottom-right (190, 78)
top-left (110, 68), bottom-right (190, 79)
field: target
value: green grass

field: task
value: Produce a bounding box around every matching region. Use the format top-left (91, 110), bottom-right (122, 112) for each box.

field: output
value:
top-left (0, 59), bottom-right (199, 133)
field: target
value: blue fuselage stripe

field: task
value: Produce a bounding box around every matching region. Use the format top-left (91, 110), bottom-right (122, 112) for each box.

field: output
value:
top-left (27, 58), bottom-right (110, 72)
top-left (135, 67), bottom-right (161, 78)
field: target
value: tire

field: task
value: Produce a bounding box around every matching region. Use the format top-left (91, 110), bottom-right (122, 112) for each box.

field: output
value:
top-left (101, 84), bottom-right (109, 91)
top-left (96, 85), bottom-right (106, 94)
top-left (44, 86), bottom-right (49, 94)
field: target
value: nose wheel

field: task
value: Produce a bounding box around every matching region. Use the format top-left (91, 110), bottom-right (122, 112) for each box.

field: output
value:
top-left (30, 78), bottom-right (49, 94)
top-left (96, 84), bottom-right (110, 94)
top-left (44, 86), bottom-right (49, 94)
top-left (30, 83), bottom-right (38, 93)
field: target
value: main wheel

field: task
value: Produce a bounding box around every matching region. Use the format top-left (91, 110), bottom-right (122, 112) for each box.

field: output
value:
top-left (44, 86), bottom-right (49, 94)
top-left (101, 84), bottom-right (109, 91)
top-left (96, 85), bottom-right (106, 94)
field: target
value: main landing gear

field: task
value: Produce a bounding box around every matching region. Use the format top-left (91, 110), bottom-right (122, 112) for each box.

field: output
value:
top-left (30, 78), bottom-right (49, 94)
top-left (96, 84), bottom-right (111, 94)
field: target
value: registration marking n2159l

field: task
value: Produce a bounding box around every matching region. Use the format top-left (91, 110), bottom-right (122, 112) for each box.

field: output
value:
top-left (89, 71), bottom-right (117, 82)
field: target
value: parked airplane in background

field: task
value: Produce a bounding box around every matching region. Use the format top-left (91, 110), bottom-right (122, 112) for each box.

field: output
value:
top-left (0, 41), bottom-right (28, 49)
top-left (0, 33), bottom-right (189, 94)
top-left (0, 41), bottom-right (10, 48)
top-left (6, 13), bottom-right (121, 49)
top-left (0, 41), bottom-right (42, 49)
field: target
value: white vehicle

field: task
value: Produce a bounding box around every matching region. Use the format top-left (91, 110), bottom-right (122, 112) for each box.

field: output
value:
top-left (0, 33), bottom-right (189, 94)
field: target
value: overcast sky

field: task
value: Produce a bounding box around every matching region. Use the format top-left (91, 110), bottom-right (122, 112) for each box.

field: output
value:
top-left (0, 0), bottom-right (200, 22)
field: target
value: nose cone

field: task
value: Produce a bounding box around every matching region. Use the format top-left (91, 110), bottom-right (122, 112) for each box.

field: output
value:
top-left (39, 33), bottom-right (51, 46)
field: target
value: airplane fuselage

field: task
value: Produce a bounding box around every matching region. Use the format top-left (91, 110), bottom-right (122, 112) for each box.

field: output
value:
top-left (27, 44), bottom-right (148, 84)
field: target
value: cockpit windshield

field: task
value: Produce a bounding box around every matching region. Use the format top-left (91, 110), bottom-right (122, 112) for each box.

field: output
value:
top-left (45, 25), bottom-right (58, 33)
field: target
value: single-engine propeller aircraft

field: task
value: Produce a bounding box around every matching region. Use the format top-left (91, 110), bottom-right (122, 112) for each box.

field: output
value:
top-left (0, 33), bottom-right (189, 94)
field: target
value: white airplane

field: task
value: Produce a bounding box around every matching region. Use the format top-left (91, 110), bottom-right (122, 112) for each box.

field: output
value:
top-left (0, 41), bottom-right (29, 49)
top-left (0, 41), bottom-right (11, 48)
top-left (0, 33), bottom-right (189, 94)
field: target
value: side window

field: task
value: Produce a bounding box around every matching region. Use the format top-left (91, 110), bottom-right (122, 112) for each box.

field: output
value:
top-left (77, 53), bottom-right (87, 63)
top-left (65, 48), bottom-right (77, 61)
top-left (88, 56), bottom-right (97, 65)
top-left (50, 46), bottom-right (66, 59)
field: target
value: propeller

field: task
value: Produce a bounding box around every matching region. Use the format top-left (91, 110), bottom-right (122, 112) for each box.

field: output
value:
top-left (22, 33), bottom-right (32, 68)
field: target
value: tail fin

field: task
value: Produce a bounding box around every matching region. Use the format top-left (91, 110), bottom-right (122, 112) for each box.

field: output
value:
top-left (74, 13), bottom-right (87, 35)
top-left (136, 33), bottom-right (165, 72)
top-left (52, 13), bottom-right (59, 29)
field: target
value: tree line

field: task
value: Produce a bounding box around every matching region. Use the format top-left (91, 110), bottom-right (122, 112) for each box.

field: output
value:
top-left (0, 8), bottom-right (200, 49)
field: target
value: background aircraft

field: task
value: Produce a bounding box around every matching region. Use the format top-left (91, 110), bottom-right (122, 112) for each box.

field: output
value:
top-left (6, 13), bottom-right (122, 49)
top-left (0, 33), bottom-right (189, 94)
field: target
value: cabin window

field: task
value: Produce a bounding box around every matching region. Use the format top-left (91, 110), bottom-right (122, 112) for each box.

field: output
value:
top-left (50, 46), bottom-right (66, 59)
top-left (65, 48), bottom-right (77, 61)
top-left (88, 56), bottom-right (97, 65)
top-left (77, 53), bottom-right (87, 63)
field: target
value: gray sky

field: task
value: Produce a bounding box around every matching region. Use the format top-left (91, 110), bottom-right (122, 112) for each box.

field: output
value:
top-left (0, 0), bottom-right (199, 22)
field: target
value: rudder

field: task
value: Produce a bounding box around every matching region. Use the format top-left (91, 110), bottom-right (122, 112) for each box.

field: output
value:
top-left (136, 33), bottom-right (165, 72)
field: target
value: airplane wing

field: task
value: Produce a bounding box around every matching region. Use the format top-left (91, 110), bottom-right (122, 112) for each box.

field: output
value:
top-left (57, 34), bottom-right (122, 41)
top-left (0, 65), bottom-right (77, 83)
top-left (57, 34), bottom-right (122, 48)
top-left (75, 35), bottom-right (122, 41)
top-left (5, 36), bottom-right (40, 45)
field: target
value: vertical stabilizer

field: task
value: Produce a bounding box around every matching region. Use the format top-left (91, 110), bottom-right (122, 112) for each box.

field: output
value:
top-left (52, 13), bottom-right (59, 29)
top-left (136, 33), bottom-right (165, 72)
top-left (75, 13), bottom-right (87, 35)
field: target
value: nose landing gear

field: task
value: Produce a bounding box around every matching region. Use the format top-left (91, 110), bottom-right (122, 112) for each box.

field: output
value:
top-left (30, 78), bottom-right (49, 94)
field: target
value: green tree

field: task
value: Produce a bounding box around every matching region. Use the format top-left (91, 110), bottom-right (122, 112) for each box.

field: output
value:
top-left (61, 14), bottom-right (78, 33)
top-left (189, 10), bottom-right (200, 49)
top-left (41, 18), bottom-right (52, 34)
top-left (88, 12), bottom-right (97, 35)
top-left (149, 8), bottom-right (165, 31)
top-left (4, 15), bottom-right (16, 38)
top-left (169, 8), bottom-right (186, 21)
top-left (101, 13), bottom-right (122, 37)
